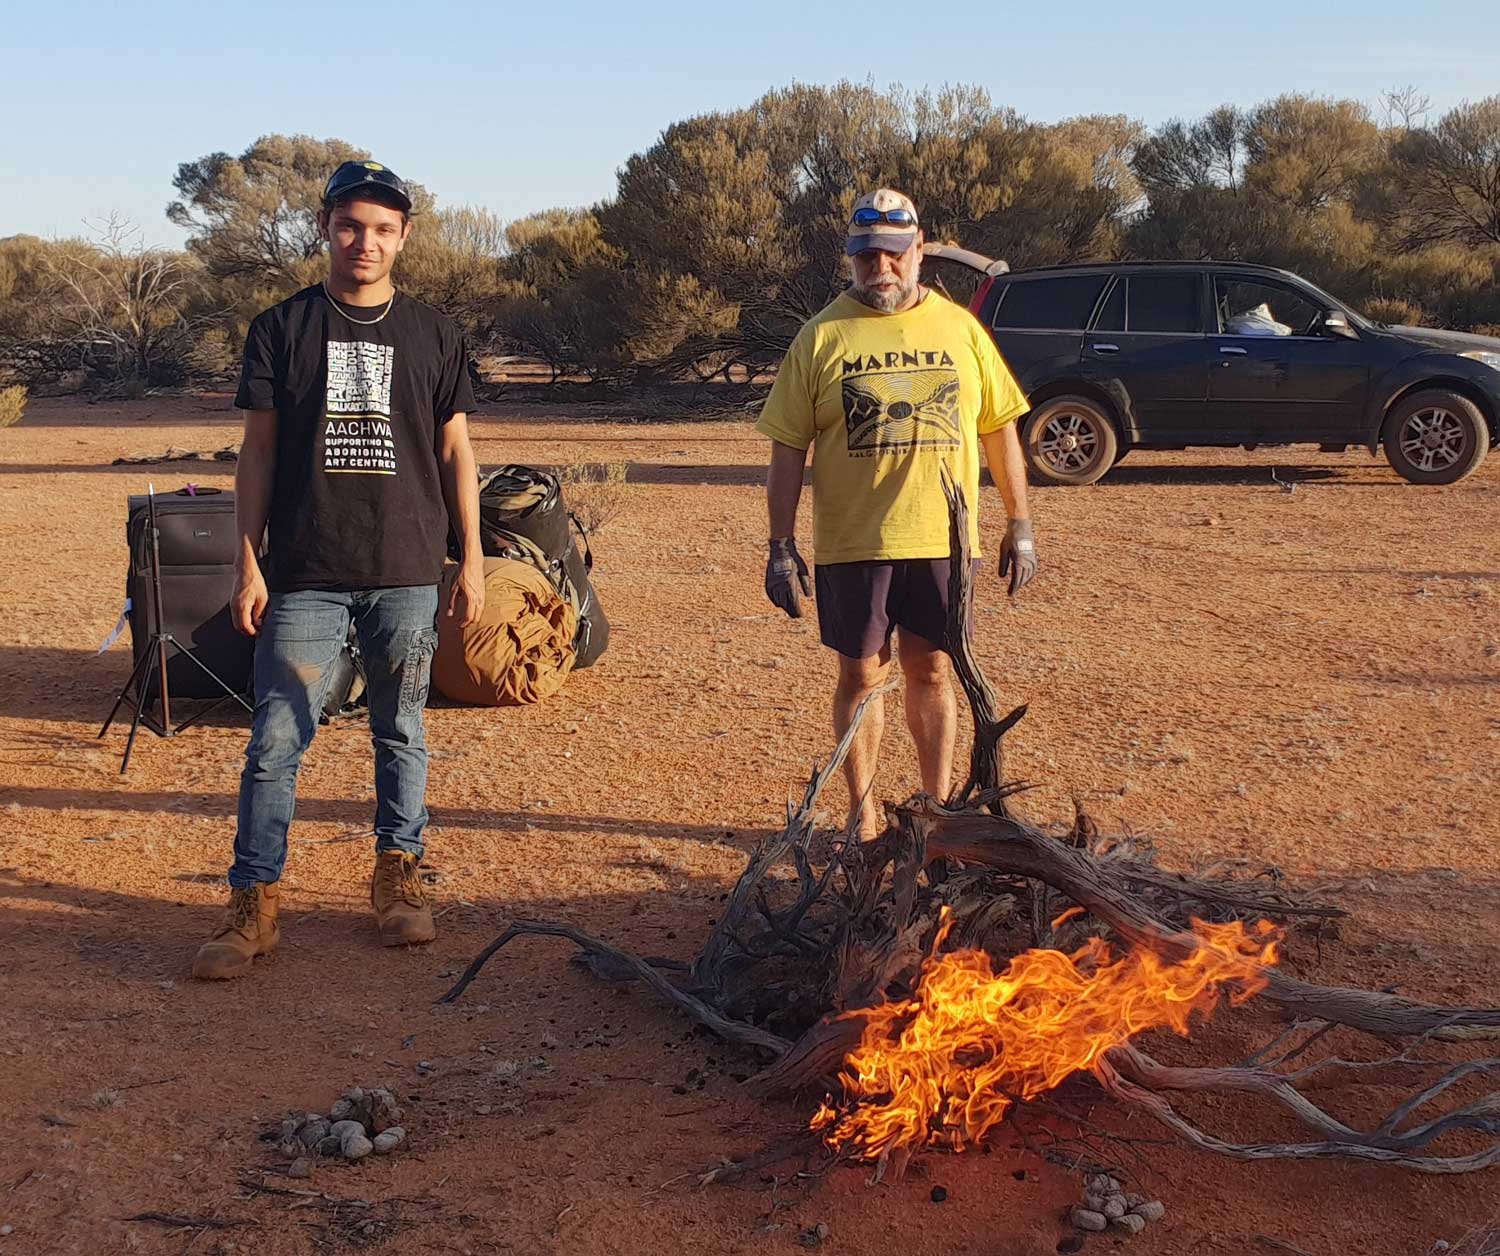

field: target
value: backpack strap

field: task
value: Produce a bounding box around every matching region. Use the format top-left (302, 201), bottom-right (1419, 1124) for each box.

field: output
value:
top-left (569, 512), bottom-right (594, 572)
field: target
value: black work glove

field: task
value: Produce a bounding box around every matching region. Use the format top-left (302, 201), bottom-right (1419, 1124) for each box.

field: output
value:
top-left (998, 518), bottom-right (1037, 595)
top-left (765, 539), bottom-right (812, 619)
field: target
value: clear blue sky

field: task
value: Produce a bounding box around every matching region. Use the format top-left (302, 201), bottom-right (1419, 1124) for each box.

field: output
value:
top-left (4, 0), bottom-right (1497, 246)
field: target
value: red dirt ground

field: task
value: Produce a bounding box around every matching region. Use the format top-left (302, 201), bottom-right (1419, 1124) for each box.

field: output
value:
top-left (2, 394), bottom-right (1499, 1255)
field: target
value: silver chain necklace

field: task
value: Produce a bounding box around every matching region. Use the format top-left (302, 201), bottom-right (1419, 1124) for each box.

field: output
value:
top-left (322, 281), bottom-right (396, 326)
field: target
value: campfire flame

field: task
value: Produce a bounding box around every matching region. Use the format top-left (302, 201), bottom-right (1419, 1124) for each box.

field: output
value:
top-left (812, 912), bottom-right (1279, 1160)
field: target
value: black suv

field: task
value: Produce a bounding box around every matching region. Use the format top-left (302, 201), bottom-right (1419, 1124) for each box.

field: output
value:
top-left (924, 251), bottom-right (1500, 486)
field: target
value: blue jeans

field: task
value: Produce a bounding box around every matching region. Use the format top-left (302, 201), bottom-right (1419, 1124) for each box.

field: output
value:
top-left (229, 586), bottom-right (439, 888)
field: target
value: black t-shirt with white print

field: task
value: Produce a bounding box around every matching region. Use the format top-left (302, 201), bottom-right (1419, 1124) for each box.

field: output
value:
top-left (235, 285), bottom-right (476, 593)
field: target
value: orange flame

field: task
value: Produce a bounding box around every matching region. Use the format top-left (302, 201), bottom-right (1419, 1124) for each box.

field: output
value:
top-left (813, 913), bottom-right (1279, 1160)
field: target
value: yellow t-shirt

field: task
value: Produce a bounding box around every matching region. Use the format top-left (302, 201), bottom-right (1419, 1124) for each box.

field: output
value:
top-left (755, 290), bottom-right (1028, 565)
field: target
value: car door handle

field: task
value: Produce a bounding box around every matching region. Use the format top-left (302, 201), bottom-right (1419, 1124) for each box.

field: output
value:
top-left (1090, 343), bottom-right (1119, 353)
top-left (1218, 346), bottom-right (1248, 355)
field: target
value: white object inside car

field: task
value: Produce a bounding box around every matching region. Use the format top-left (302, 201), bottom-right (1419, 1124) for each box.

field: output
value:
top-left (1226, 302), bottom-right (1293, 336)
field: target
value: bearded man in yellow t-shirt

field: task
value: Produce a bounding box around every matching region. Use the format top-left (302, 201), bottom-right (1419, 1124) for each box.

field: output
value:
top-left (755, 188), bottom-right (1036, 841)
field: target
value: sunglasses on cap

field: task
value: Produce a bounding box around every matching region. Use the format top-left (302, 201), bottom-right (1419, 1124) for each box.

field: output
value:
top-left (323, 161), bottom-right (412, 212)
top-left (850, 207), bottom-right (918, 228)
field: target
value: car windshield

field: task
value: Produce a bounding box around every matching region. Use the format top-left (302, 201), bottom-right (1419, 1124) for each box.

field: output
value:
top-left (1287, 276), bottom-right (1375, 329)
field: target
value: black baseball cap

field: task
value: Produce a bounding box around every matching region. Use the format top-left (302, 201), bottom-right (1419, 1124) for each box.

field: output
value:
top-left (322, 160), bottom-right (412, 213)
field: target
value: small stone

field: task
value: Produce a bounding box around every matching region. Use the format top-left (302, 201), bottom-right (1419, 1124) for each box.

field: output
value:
top-left (814, 1224), bottom-right (829, 1240)
top-left (373, 1127), bottom-right (406, 1154)
top-left (287, 1157), bottom-right (312, 1179)
top-left (1070, 1209), bottom-right (1107, 1232)
top-left (1435, 1241), bottom-right (1451, 1253)
top-left (279, 1118), bottom-right (299, 1142)
top-left (316, 1135), bottom-right (341, 1158)
top-left (368, 1088), bottom-right (402, 1133)
top-left (417, 1059), bottom-right (434, 1071)
top-left (930, 1186), bottom-right (948, 1203)
top-left (1131, 1200), bottom-right (1166, 1223)
top-left (1125, 1193), bottom-right (1145, 1208)
top-left (276, 1139), bottom-right (301, 1160)
top-left (0, 1225), bottom-right (13, 1237)
top-left (341, 1132), bottom-right (374, 1161)
top-left (299, 1118), bottom-right (330, 1148)
top-left (1082, 1193), bottom-right (1106, 1213)
top-left (329, 1119), bottom-right (366, 1143)
top-left (1112, 1213), bottom-right (1146, 1236)
top-left (329, 1098), bottom-right (357, 1122)
top-left (1102, 1196), bottom-right (1126, 1220)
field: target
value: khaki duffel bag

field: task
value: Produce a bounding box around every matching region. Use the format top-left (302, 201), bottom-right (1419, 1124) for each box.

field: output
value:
top-left (432, 558), bottom-right (577, 706)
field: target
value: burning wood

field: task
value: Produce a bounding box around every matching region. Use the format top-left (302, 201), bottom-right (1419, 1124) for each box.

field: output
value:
top-left (812, 913), bottom-right (1277, 1164)
top-left (445, 477), bottom-right (1500, 1183)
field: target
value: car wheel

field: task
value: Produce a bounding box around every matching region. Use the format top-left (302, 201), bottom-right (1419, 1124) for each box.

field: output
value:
top-left (1382, 389), bottom-right (1491, 485)
top-left (1022, 396), bottom-right (1119, 486)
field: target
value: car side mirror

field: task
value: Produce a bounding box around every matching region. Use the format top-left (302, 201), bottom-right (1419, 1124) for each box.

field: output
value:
top-left (1323, 311), bottom-right (1358, 340)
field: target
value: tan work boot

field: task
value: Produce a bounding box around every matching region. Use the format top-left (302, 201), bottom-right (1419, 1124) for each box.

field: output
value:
top-left (192, 883), bottom-right (280, 980)
top-left (371, 850), bottom-right (436, 946)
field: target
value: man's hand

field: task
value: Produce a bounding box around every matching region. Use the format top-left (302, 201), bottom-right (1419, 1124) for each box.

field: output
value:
top-left (231, 561), bottom-right (270, 636)
top-left (765, 539), bottom-right (812, 619)
top-left (998, 518), bottom-right (1037, 595)
top-left (447, 556), bottom-right (486, 627)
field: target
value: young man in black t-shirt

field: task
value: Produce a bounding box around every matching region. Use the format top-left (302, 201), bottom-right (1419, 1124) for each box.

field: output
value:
top-left (193, 160), bottom-right (485, 980)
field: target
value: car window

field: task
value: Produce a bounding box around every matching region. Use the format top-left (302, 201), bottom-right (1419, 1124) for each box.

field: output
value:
top-left (1215, 277), bottom-right (1321, 337)
top-left (993, 276), bottom-right (1108, 331)
top-left (1091, 279), bottom-right (1124, 332)
top-left (1127, 274), bottom-right (1202, 333)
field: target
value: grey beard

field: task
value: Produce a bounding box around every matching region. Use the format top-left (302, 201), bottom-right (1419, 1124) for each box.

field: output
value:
top-left (849, 277), bottom-right (914, 313)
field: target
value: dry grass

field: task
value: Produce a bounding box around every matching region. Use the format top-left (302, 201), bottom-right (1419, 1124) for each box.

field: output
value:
top-left (558, 457), bottom-right (628, 535)
top-left (0, 385), bottom-right (27, 428)
top-left (1365, 297), bottom-right (1425, 327)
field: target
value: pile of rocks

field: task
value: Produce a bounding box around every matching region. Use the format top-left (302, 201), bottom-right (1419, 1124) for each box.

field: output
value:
top-left (1069, 1174), bottom-right (1165, 1238)
top-left (273, 1086), bottom-right (408, 1175)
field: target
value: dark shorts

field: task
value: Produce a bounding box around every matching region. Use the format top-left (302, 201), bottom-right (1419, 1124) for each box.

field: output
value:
top-left (814, 559), bottom-right (977, 659)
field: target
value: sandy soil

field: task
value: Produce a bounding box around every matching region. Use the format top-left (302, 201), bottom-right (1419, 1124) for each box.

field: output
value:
top-left (2, 394), bottom-right (1499, 1256)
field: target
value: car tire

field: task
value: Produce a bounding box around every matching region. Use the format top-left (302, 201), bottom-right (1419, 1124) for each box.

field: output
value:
top-left (1382, 389), bottom-right (1491, 485)
top-left (1021, 396), bottom-right (1119, 487)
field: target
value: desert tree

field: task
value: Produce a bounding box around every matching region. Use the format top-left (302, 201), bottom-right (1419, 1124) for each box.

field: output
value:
top-left (44, 216), bottom-right (208, 385)
top-left (167, 135), bottom-right (425, 289)
top-left (490, 210), bottom-right (626, 384)
top-left (1381, 84), bottom-right (1433, 133)
top-left (1388, 96), bottom-right (1500, 249)
top-left (398, 206), bottom-right (511, 342)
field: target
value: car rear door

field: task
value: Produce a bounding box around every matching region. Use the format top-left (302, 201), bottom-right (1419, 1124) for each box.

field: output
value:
top-left (986, 273), bottom-right (1106, 382)
top-left (1086, 271), bottom-right (1210, 443)
top-left (1208, 274), bottom-right (1370, 443)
